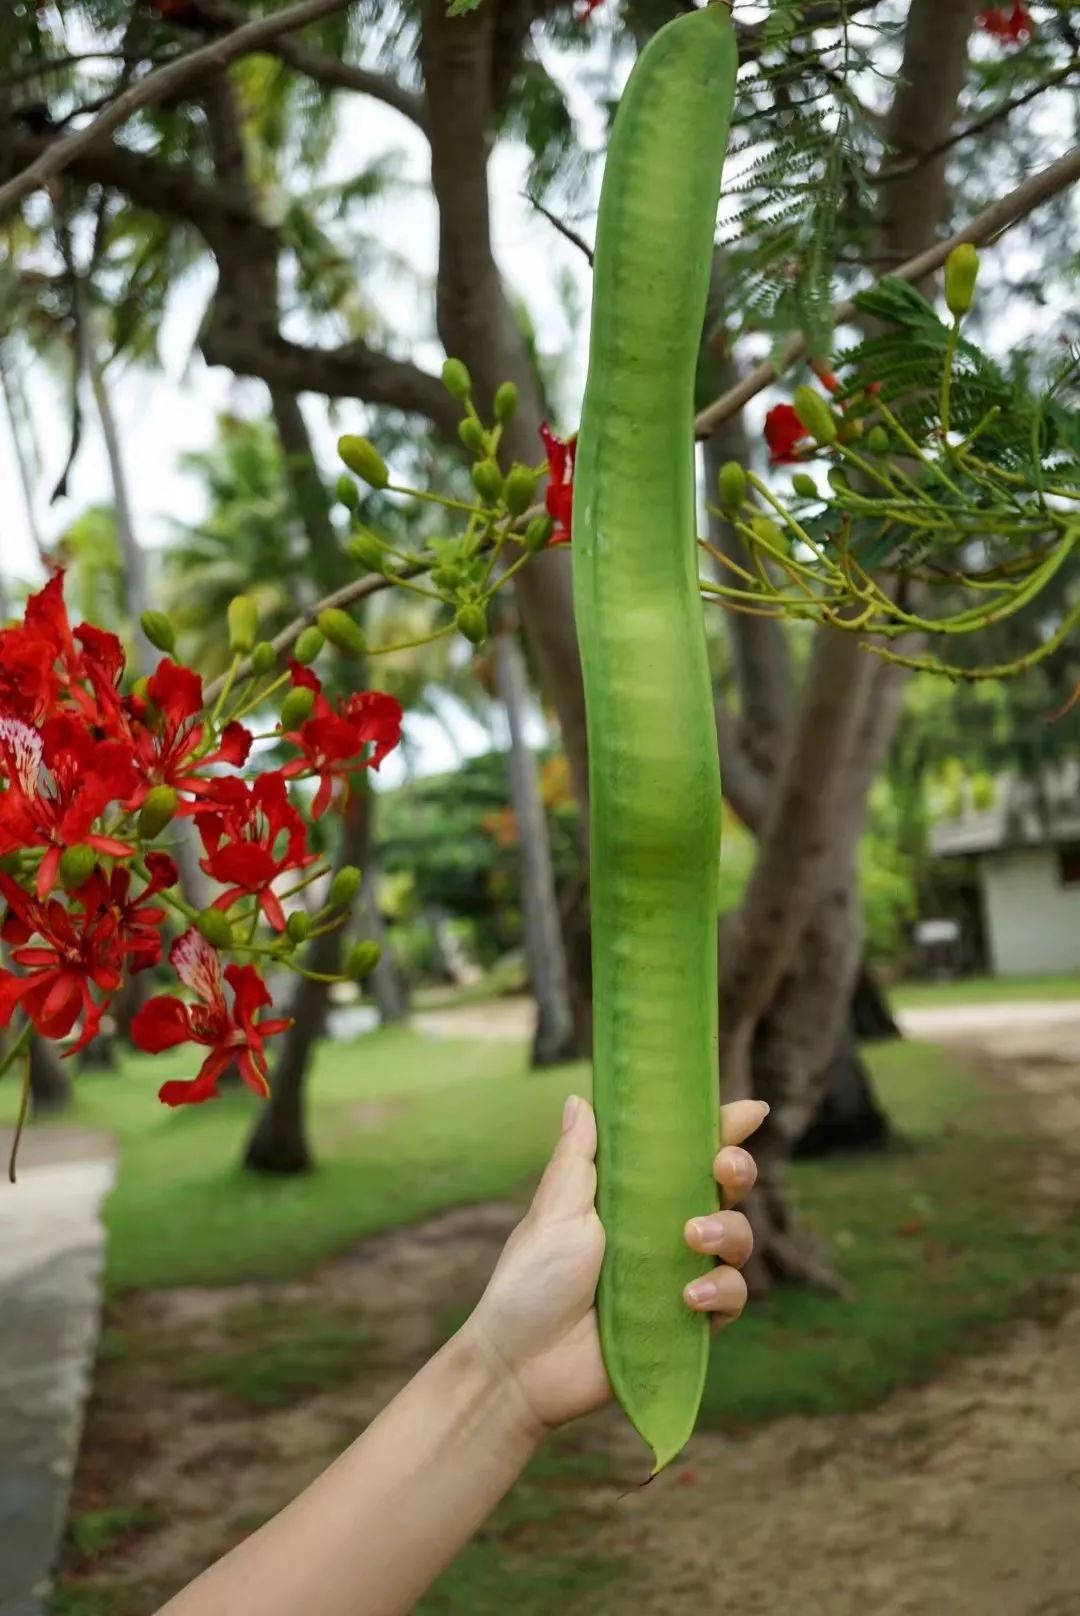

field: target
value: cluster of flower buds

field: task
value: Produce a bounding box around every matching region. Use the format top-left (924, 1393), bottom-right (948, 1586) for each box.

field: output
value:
top-left (331, 361), bottom-right (577, 653)
top-left (0, 573), bottom-right (400, 1111)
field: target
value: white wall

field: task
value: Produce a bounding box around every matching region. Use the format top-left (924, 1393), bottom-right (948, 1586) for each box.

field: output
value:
top-left (980, 849), bottom-right (1080, 976)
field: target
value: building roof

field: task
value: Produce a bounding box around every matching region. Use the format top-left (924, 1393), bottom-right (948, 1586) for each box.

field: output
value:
top-left (930, 761), bottom-right (1080, 858)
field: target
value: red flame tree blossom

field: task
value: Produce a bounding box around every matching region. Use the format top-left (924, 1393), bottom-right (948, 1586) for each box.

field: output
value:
top-left (0, 573), bottom-right (401, 1109)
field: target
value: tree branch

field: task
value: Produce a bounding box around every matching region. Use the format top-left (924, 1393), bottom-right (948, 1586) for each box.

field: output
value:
top-left (0, 0), bottom-right (358, 221)
top-left (874, 60), bottom-right (1080, 185)
top-left (203, 0), bottom-right (429, 130)
top-left (693, 143), bottom-right (1080, 437)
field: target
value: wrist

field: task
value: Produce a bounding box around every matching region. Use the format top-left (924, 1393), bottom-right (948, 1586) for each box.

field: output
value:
top-left (452, 1318), bottom-right (548, 1452)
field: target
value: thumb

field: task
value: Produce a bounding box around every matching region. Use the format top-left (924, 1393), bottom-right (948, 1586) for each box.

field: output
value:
top-left (531, 1095), bottom-right (598, 1224)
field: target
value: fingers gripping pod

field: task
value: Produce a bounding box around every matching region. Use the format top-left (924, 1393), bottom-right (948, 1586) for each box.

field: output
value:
top-left (572, 4), bottom-right (737, 1473)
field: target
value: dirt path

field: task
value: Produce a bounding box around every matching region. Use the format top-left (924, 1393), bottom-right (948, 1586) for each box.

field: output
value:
top-left (53, 1019), bottom-right (1080, 1615)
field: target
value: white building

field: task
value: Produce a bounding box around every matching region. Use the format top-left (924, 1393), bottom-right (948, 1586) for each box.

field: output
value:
top-left (930, 764), bottom-right (1080, 977)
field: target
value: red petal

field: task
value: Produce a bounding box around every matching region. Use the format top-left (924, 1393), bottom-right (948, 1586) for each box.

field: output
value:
top-left (131, 995), bottom-right (194, 1052)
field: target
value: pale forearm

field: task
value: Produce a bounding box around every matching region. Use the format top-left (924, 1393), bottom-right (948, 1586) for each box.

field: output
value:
top-left (157, 1326), bottom-right (541, 1616)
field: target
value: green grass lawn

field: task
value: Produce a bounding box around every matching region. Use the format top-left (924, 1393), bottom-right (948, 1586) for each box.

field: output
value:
top-left (1, 1028), bottom-right (588, 1291)
top-left (892, 971), bottom-right (1080, 1008)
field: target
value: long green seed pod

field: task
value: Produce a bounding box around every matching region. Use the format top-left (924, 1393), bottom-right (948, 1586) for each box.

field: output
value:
top-left (573, 3), bottom-right (737, 1474)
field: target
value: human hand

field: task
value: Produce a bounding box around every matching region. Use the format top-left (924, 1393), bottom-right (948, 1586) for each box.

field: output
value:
top-left (464, 1093), bottom-right (767, 1436)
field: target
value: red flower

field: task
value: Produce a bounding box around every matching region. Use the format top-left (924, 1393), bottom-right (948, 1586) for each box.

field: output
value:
top-left (198, 772), bottom-right (315, 930)
top-left (281, 687), bottom-right (403, 819)
top-left (978, 3), bottom-right (1032, 42)
top-left (75, 852), bottom-right (178, 974)
top-left (810, 359), bottom-right (840, 395)
top-left (0, 715), bottom-right (137, 896)
top-left (0, 625), bottom-right (59, 724)
top-left (540, 423), bottom-right (576, 546)
top-left (763, 403), bottom-right (809, 465)
top-left (131, 929), bottom-right (292, 1106)
top-left (127, 658), bottom-right (252, 808)
top-left (0, 874), bottom-right (125, 1054)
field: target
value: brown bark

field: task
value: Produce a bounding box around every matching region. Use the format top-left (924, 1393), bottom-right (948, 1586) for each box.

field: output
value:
top-left (29, 1037), bottom-right (72, 1116)
top-left (244, 791), bottom-right (370, 1175)
top-left (418, 0), bottom-right (590, 810)
top-left (494, 624), bottom-right (578, 1067)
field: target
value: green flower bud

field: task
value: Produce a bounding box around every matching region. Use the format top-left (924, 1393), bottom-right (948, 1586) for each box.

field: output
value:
top-left (524, 514), bottom-right (555, 552)
top-left (750, 515), bottom-right (784, 547)
top-left (505, 464), bottom-right (538, 517)
top-left (458, 418), bottom-right (487, 455)
top-left (293, 626), bottom-right (325, 666)
top-left (338, 435), bottom-right (389, 491)
top-left (793, 385), bottom-right (838, 447)
top-left (792, 472), bottom-right (819, 500)
top-left (494, 382), bottom-right (518, 423)
top-left (280, 684), bottom-right (316, 732)
top-left (431, 564), bottom-right (464, 592)
top-left (227, 594), bottom-right (258, 655)
top-left (717, 461), bottom-right (747, 511)
top-left (330, 865), bottom-right (363, 908)
top-left (442, 358), bottom-right (472, 399)
top-left (345, 939), bottom-right (382, 981)
top-left (138, 784), bottom-right (179, 840)
top-left (286, 910), bottom-right (312, 945)
top-left (866, 425), bottom-right (891, 457)
top-left (251, 641), bottom-right (277, 676)
top-left (828, 466), bottom-right (851, 493)
top-left (471, 459), bottom-right (504, 504)
top-left (139, 610), bottom-right (175, 655)
top-left (196, 908), bottom-right (235, 950)
top-left (317, 608), bottom-right (367, 658)
top-left (59, 844), bottom-right (96, 892)
top-left (335, 474), bottom-right (360, 511)
top-left (944, 243), bottom-right (979, 319)
top-left (456, 603), bottom-right (488, 645)
top-left (347, 529), bottom-right (386, 574)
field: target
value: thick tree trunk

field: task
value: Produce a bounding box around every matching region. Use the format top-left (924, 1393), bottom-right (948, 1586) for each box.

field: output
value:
top-left (715, 0), bottom-right (980, 1288)
top-left (851, 963), bottom-right (902, 1043)
top-left (494, 625), bottom-right (578, 1066)
top-left (362, 858), bottom-right (410, 1025)
top-left (244, 791), bottom-right (371, 1174)
top-left (418, 1), bottom-right (590, 811)
top-left (29, 1037), bottom-right (72, 1116)
top-left (794, 1034), bottom-right (892, 1160)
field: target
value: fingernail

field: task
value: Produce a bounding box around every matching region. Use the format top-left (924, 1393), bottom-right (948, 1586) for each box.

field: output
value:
top-left (690, 1217), bottom-right (724, 1252)
top-left (686, 1277), bottom-right (717, 1305)
top-left (758, 1101), bottom-right (771, 1117)
top-left (729, 1148), bottom-right (753, 1183)
top-left (562, 1095), bottom-right (579, 1132)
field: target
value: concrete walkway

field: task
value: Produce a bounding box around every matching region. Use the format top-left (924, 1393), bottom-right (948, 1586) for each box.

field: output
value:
top-left (0, 1129), bottom-right (115, 1616)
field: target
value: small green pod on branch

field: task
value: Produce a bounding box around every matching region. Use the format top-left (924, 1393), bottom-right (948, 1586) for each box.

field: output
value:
top-left (330, 865), bottom-right (363, 908)
top-left (251, 641), bottom-right (278, 676)
top-left (196, 908), bottom-right (235, 949)
top-left (59, 844), bottom-right (96, 891)
top-left (945, 243), bottom-right (979, 318)
top-left (338, 435), bottom-right (389, 490)
top-left (793, 385), bottom-right (838, 447)
top-left (471, 460), bottom-right (504, 503)
top-left (442, 358), bottom-right (472, 399)
top-left (494, 381), bottom-right (518, 423)
top-left (456, 603), bottom-right (488, 645)
top-left (227, 595), bottom-right (258, 655)
top-left (138, 784), bottom-right (180, 841)
top-left (458, 417), bottom-right (487, 455)
top-left (140, 610), bottom-right (176, 655)
top-left (280, 685), bottom-right (316, 731)
top-left (293, 626), bottom-right (325, 666)
top-left (505, 464), bottom-right (539, 516)
top-left (345, 939), bottom-right (382, 980)
top-left (317, 608), bottom-right (367, 657)
top-left (717, 461), bottom-right (747, 511)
